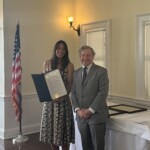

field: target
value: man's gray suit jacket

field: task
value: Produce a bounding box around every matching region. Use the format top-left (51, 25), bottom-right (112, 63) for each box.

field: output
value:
top-left (71, 63), bottom-right (109, 124)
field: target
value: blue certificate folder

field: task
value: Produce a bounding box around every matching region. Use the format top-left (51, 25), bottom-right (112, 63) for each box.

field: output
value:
top-left (31, 74), bottom-right (52, 102)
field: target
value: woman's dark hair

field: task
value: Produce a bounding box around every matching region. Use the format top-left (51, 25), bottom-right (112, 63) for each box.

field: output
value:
top-left (51, 40), bottom-right (70, 70)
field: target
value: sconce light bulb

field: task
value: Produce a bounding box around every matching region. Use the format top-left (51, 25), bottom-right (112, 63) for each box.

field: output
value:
top-left (68, 16), bottom-right (74, 23)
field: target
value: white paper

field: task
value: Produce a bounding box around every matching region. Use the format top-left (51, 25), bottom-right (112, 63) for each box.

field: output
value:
top-left (44, 69), bottom-right (67, 100)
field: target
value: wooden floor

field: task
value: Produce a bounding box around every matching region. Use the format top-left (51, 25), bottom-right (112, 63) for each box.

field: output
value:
top-left (0, 133), bottom-right (51, 150)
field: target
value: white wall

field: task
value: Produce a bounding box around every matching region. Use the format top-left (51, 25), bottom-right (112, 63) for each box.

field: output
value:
top-left (0, 0), bottom-right (4, 138)
top-left (0, 0), bottom-right (3, 96)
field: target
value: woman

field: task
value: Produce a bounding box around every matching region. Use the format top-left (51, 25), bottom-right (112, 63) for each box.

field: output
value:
top-left (40, 40), bottom-right (75, 150)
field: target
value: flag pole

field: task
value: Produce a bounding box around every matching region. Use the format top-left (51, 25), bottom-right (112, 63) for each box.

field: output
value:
top-left (18, 98), bottom-right (22, 135)
top-left (19, 117), bottom-right (22, 135)
top-left (12, 95), bottom-right (29, 144)
top-left (11, 23), bottom-right (29, 144)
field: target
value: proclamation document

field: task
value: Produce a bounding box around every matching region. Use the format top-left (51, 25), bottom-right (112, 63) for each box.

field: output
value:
top-left (44, 69), bottom-right (67, 100)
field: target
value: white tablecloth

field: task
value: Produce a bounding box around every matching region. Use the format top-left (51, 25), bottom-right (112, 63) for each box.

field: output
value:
top-left (70, 103), bottom-right (150, 150)
top-left (107, 111), bottom-right (150, 141)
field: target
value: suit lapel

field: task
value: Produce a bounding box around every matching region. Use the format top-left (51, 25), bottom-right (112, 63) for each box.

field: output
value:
top-left (78, 68), bottom-right (83, 87)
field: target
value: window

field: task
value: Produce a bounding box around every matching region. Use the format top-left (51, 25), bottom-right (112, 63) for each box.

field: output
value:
top-left (137, 14), bottom-right (150, 100)
top-left (80, 20), bottom-right (111, 69)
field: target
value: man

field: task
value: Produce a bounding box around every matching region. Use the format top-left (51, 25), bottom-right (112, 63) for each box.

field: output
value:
top-left (71, 45), bottom-right (109, 150)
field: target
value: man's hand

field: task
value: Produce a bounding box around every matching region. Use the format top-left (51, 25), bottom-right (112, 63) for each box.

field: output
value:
top-left (77, 108), bottom-right (93, 119)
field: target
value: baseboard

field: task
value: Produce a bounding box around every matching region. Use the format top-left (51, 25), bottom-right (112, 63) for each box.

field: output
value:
top-left (0, 123), bottom-right (40, 139)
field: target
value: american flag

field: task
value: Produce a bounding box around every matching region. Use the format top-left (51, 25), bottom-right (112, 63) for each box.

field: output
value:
top-left (11, 23), bottom-right (22, 121)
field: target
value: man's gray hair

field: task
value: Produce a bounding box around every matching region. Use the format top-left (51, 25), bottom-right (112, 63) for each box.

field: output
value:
top-left (79, 45), bottom-right (96, 56)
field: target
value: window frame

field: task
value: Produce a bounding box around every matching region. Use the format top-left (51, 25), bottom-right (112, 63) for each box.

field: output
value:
top-left (136, 14), bottom-right (150, 100)
top-left (80, 20), bottom-right (111, 70)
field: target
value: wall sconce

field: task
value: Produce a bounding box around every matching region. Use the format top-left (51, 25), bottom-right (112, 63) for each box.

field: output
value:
top-left (68, 16), bottom-right (80, 36)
